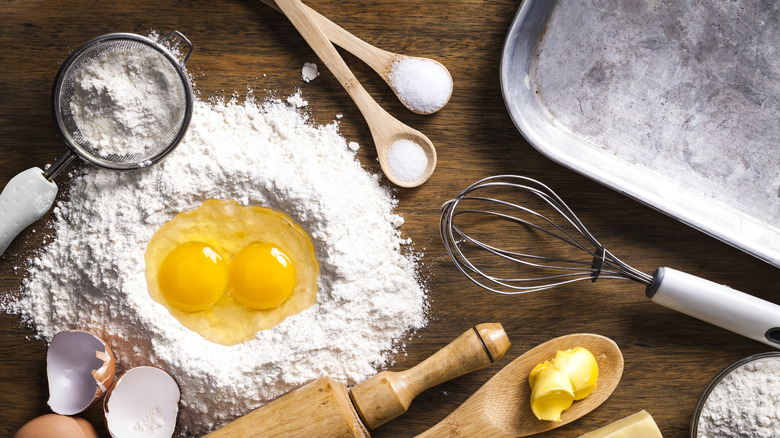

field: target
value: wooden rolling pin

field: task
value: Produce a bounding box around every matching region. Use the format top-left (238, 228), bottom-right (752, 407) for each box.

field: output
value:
top-left (204, 323), bottom-right (510, 437)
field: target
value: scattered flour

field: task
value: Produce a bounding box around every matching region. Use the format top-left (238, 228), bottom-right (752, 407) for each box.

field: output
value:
top-left (697, 356), bottom-right (780, 438)
top-left (301, 61), bottom-right (320, 82)
top-left (69, 44), bottom-right (185, 157)
top-left (134, 408), bottom-right (166, 433)
top-left (285, 89), bottom-right (307, 108)
top-left (5, 93), bottom-right (427, 435)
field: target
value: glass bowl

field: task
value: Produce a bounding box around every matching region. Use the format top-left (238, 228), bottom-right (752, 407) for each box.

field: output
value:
top-left (690, 351), bottom-right (780, 438)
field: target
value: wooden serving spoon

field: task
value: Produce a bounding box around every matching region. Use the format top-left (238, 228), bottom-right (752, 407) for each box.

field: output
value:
top-left (274, 0), bottom-right (437, 188)
top-left (260, 0), bottom-right (452, 115)
top-left (415, 333), bottom-right (624, 438)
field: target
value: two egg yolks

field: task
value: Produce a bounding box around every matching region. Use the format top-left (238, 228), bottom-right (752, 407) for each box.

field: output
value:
top-left (158, 241), bottom-right (296, 312)
top-left (145, 199), bottom-right (319, 346)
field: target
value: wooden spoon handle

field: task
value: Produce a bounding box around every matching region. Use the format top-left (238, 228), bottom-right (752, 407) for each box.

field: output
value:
top-left (349, 323), bottom-right (511, 430)
top-left (274, 0), bottom-right (385, 127)
top-left (260, 0), bottom-right (396, 76)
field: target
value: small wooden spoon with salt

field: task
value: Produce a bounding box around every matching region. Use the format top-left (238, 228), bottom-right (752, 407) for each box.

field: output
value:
top-left (415, 333), bottom-right (624, 438)
top-left (260, 0), bottom-right (453, 115)
top-left (275, 0), bottom-right (437, 188)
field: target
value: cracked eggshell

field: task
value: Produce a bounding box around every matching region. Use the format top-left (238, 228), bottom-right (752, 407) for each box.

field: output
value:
top-left (47, 330), bottom-right (116, 415)
top-left (104, 366), bottom-right (180, 438)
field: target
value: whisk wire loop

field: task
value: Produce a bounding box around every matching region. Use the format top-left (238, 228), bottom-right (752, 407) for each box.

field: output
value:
top-left (440, 175), bottom-right (653, 294)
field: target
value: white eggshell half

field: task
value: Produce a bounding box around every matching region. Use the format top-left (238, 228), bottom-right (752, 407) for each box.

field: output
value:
top-left (104, 366), bottom-right (180, 438)
top-left (47, 330), bottom-right (116, 415)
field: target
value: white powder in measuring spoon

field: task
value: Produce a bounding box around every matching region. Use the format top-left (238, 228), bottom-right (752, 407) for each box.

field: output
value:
top-left (697, 356), bottom-right (780, 438)
top-left (388, 57), bottom-right (452, 114)
top-left (6, 94), bottom-right (427, 435)
top-left (69, 45), bottom-right (183, 157)
top-left (386, 139), bottom-right (429, 182)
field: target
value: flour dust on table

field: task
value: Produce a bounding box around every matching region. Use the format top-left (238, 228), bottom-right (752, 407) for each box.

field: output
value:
top-left (3, 92), bottom-right (427, 435)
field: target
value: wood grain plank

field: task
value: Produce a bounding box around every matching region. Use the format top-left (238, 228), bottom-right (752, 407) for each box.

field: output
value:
top-left (1, 1), bottom-right (778, 437)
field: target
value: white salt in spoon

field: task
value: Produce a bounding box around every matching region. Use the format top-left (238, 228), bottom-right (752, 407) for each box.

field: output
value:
top-left (274, 0), bottom-right (437, 188)
top-left (261, 0), bottom-right (453, 115)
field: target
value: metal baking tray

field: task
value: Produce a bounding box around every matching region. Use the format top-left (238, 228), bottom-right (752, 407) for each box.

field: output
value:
top-left (501, 0), bottom-right (780, 268)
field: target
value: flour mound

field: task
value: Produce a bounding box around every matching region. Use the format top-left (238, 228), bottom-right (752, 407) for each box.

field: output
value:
top-left (10, 96), bottom-right (427, 435)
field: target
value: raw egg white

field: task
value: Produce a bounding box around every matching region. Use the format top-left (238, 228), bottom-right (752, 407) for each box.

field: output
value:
top-left (144, 199), bottom-right (319, 345)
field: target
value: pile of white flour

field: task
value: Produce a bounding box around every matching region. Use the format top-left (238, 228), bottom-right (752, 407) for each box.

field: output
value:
top-left (6, 93), bottom-right (427, 435)
top-left (697, 356), bottom-right (780, 438)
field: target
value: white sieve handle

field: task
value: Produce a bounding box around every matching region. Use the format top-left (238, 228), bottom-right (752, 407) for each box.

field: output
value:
top-left (647, 267), bottom-right (780, 348)
top-left (0, 167), bottom-right (58, 256)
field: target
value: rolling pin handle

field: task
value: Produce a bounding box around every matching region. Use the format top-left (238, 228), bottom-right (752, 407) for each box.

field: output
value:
top-left (349, 323), bottom-right (510, 430)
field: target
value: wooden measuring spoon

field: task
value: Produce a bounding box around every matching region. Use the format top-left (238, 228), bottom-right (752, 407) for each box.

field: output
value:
top-left (274, 0), bottom-right (437, 188)
top-left (260, 0), bottom-right (452, 115)
top-left (415, 333), bottom-right (624, 438)
top-left (276, 0), bottom-right (436, 187)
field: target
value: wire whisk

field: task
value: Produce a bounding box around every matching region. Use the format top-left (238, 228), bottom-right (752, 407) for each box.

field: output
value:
top-left (440, 175), bottom-right (653, 294)
top-left (440, 175), bottom-right (780, 348)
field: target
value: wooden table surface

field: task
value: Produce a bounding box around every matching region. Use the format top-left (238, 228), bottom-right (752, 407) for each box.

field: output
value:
top-left (2, 1), bottom-right (779, 437)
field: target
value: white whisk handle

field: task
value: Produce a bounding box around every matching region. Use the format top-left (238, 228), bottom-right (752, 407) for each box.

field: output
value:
top-left (0, 167), bottom-right (58, 257)
top-left (647, 267), bottom-right (780, 348)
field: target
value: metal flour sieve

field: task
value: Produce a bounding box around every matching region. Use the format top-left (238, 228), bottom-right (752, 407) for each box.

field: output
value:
top-left (0, 31), bottom-right (194, 256)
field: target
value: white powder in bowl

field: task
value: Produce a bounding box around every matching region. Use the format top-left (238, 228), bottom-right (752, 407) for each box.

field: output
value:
top-left (69, 45), bottom-right (184, 157)
top-left (386, 139), bottom-right (429, 182)
top-left (388, 57), bottom-right (452, 114)
top-left (6, 95), bottom-right (427, 435)
top-left (696, 355), bottom-right (780, 438)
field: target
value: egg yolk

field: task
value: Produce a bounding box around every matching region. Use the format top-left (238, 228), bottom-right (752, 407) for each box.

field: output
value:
top-left (145, 199), bottom-right (320, 345)
top-left (229, 242), bottom-right (296, 310)
top-left (158, 241), bottom-right (228, 312)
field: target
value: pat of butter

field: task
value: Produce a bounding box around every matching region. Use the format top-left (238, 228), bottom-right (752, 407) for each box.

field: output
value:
top-left (578, 410), bottom-right (662, 438)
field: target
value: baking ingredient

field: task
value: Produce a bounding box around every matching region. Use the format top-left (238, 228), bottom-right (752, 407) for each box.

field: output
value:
top-left (578, 410), bottom-right (662, 438)
top-left (529, 347), bottom-right (599, 421)
top-left (549, 347), bottom-right (599, 400)
top-left (229, 241), bottom-right (297, 309)
top-left (388, 57), bottom-right (451, 114)
top-left (157, 241), bottom-right (228, 312)
top-left (7, 91), bottom-right (426, 435)
top-left (386, 139), bottom-right (428, 182)
top-left (14, 414), bottom-right (99, 438)
top-left (696, 355), bottom-right (780, 438)
top-left (301, 61), bottom-right (320, 82)
top-left (529, 366), bottom-right (574, 422)
top-left (70, 44), bottom-right (184, 157)
top-left (104, 366), bottom-right (180, 438)
top-left (145, 199), bottom-right (319, 345)
top-left (47, 330), bottom-right (116, 415)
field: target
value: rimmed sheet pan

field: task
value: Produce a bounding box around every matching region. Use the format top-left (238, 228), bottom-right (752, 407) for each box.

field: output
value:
top-left (501, 0), bottom-right (780, 268)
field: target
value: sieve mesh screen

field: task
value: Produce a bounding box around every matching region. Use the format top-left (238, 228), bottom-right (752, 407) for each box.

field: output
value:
top-left (53, 35), bottom-right (189, 167)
